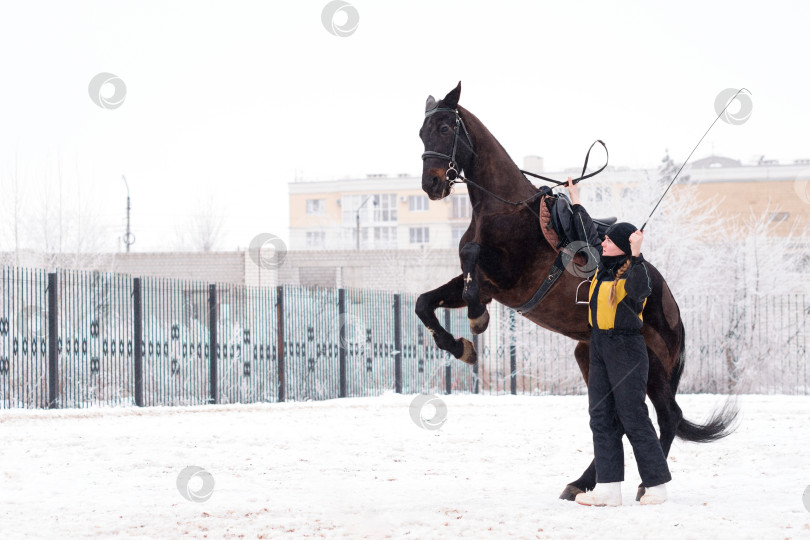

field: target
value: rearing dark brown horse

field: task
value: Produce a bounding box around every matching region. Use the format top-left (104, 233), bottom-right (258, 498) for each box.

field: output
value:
top-left (415, 82), bottom-right (738, 501)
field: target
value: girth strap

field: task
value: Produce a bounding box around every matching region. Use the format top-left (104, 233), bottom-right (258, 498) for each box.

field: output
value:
top-left (515, 251), bottom-right (567, 315)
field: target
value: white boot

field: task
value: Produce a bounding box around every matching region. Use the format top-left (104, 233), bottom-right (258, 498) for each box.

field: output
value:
top-left (639, 483), bottom-right (667, 505)
top-left (575, 482), bottom-right (622, 507)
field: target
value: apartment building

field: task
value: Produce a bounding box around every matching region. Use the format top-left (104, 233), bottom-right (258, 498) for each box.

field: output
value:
top-left (289, 173), bottom-right (474, 251)
top-left (289, 156), bottom-right (810, 251)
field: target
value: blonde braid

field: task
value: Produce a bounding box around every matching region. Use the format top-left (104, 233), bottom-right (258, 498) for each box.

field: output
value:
top-left (608, 258), bottom-right (632, 307)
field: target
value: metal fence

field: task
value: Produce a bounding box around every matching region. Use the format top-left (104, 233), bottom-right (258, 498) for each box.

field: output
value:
top-left (0, 266), bottom-right (807, 409)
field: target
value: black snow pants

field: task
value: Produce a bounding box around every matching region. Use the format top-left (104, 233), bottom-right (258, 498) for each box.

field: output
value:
top-left (588, 328), bottom-right (672, 487)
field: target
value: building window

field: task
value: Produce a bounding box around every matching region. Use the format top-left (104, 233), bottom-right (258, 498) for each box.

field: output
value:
top-left (452, 194), bottom-right (472, 219)
top-left (451, 226), bottom-right (467, 247)
top-left (410, 227), bottom-right (430, 244)
top-left (769, 212), bottom-right (789, 223)
top-left (341, 195), bottom-right (374, 227)
top-left (306, 231), bottom-right (326, 248)
top-left (342, 194), bottom-right (398, 224)
top-left (341, 194), bottom-right (399, 248)
top-left (344, 227), bottom-right (369, 249)
top-left (373, 194), bottom-right (398, 222)
top-left (409, 195), bottom-right (429, 212)
top-left (374, 226), bottom-right (397, 247)
top-left (306, 199), bottom-right (326, 215)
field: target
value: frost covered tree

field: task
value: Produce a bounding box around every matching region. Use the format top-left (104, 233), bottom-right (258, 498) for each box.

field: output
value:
top-left (585, 151), bottom-right (809, 393)
top-left (0, 154), bottom-right (110, 271)
top-left (174, 194), bottom-right (226, 252)
top-left (703, 201), bottom-right (810, 393)
top-left (502, 150), bottom-right (809, 394)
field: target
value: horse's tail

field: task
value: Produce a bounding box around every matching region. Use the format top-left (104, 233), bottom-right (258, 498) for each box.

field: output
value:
top-left (676, 399), bottom-right (739, 443)
top-left (673, 321), bottom-right (741, 443)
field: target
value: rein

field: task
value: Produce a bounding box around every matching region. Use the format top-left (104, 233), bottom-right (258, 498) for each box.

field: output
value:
top-left (421, 106), bottom-right (609, 207)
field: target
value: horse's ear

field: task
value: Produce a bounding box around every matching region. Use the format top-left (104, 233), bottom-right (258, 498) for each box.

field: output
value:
top-left (425, 95), bottom-right (437, 112)
top-left (442, 82), bottom-right (461, 109)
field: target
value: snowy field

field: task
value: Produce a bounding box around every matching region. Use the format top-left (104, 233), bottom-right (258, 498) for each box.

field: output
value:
top-left (1, 393), bottom-right (809, 539)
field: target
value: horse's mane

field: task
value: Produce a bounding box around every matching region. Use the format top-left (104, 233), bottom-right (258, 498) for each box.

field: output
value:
top-left (456, 104), bottom-right (541, 197)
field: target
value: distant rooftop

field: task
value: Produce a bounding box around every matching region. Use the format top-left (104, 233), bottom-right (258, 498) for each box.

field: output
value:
top-left (290, 155), bottom-right (810, 189)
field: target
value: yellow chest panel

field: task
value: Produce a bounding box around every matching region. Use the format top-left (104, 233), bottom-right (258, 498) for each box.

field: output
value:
top-left (588, 268), bottom-right (645, 329)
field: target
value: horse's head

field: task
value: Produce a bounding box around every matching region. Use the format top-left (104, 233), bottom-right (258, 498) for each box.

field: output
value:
top-left (419, 82), bottom-right (475, 200)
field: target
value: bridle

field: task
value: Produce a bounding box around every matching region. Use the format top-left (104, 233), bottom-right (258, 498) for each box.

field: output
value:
top-left (420, 101), bottom-right (610, 314)
top-left (420, 106), bottom-right (475, 185)
top-left (420, 105), bottom-right (609, 207)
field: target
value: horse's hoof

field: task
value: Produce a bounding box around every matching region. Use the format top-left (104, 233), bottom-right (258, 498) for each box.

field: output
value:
top-left (457, 338), bottom-right (477, 365)
top-left (636, 485), bottom-right (646, 501)
top-left (468, 309), bottom-right (490, 335)
top-left (559, 484), bottom-right (584, 501)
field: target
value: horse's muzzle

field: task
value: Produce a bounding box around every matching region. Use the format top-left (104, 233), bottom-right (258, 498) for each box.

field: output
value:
top-left (422, 168), bottom-right (450, 200)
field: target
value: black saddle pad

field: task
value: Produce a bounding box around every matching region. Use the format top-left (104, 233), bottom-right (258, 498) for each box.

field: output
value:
top-left (545, 194), bottom-right (616, 245)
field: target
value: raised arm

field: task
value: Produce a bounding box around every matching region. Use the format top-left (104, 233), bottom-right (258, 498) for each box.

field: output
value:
top-left (566, 177), bottom-right (601, 250)
top-left (623, 231), bottom-right (651, 301)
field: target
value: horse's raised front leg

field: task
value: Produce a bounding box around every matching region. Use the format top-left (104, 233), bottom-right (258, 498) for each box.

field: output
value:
top-left (460, 242), bottom-right (490, 335)
top-left (415, 275), bottom-right (477, 365)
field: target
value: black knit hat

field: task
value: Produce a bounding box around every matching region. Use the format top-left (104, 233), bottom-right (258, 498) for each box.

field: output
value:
top-left (604, 222), bottom-right (637, 256)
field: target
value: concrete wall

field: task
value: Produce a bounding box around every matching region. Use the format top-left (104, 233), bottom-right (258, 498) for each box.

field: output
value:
top-left (270, 248), bottom-right (459, 293)
top-left (112, 252), bottom-right (245, 283)
top-left (0, 248), bottom-right (461, 294)
top-left (0, 250), bottom-right (246, 284)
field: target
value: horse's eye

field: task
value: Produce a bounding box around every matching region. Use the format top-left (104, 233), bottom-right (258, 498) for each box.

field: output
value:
top-left (440, 125), bottom-right (449, 134)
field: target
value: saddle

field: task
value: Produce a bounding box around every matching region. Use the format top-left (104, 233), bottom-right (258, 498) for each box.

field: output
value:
top-left (515, 193), bottom-right (616, 316)
top-left (540, 192), bottom-right (616, 254)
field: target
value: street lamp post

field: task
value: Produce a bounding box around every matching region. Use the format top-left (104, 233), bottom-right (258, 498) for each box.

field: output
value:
top-left (355, 195), bottom-right (375, 250)
top-left (121, 175), bottom-right (135, 252)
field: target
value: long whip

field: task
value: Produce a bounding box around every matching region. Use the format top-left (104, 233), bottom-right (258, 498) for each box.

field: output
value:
top-left (640, 88), bottom-right (751, 232)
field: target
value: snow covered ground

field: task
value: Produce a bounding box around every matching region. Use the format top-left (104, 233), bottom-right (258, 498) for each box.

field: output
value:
top-left (1, 393), bottom-right (809, 539)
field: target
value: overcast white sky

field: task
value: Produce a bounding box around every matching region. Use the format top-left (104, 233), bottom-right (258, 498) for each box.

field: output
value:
top-left (0, 0), bottom-right (808, 252)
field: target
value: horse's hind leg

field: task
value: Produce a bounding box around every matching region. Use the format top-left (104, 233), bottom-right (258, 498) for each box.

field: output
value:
top-left (561, 340), bottom-right (636, 501)
top-left (415, 275), bottom-right (477, 364)
top-left (648, 352), bottom-right (683, 459)
top-left (560, 460), bottom-right (596, 501)
top-left (460, 242), bottom-right (490, 334)
top-left (561, 427), bottom-right (630, 501)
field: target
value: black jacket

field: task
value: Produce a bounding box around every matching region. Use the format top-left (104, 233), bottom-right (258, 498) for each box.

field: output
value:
top-left (571, 203), bottom-right (652, 331)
